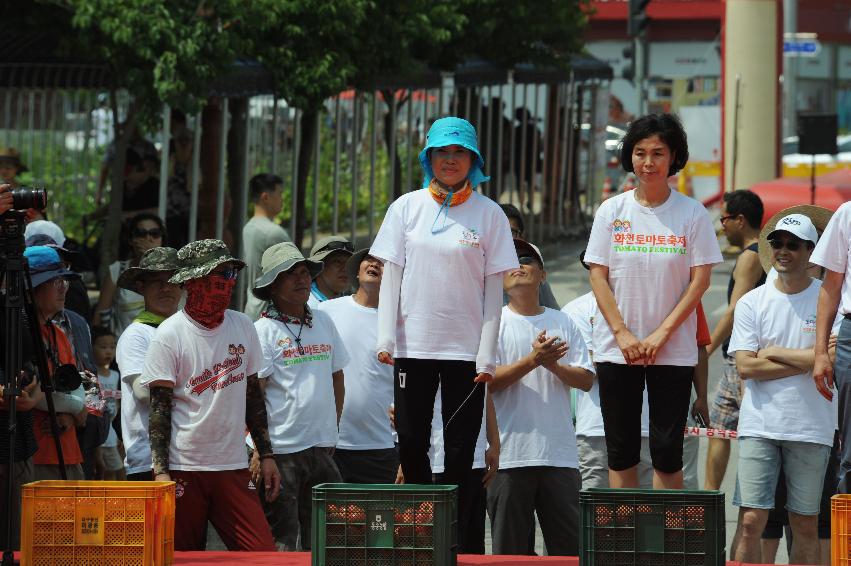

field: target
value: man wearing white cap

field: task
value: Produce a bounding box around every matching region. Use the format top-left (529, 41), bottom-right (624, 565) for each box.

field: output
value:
top-left (729, 213), bottom-right (838, 564)
top-left (813, 201), bottom-right (851, 495)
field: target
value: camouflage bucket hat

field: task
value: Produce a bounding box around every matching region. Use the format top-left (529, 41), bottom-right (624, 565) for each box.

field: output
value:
top-left (169, 239), bottom-right (246, 284)
top-left (116, 247), bottom-right (181, 291)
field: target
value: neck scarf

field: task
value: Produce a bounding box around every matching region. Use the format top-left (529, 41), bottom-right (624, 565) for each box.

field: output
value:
top-left (260, 303), bottom-right (313, 328)
top-left (183, 276), bottom-right (235, 329)
top-left (429, 179), bottom-right (473, 233)
top-left (133, 310), bottom-right (167, 328)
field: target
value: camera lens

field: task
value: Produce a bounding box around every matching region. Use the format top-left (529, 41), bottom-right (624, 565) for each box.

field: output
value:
top-left (11, 187), bottom-right (47, 211)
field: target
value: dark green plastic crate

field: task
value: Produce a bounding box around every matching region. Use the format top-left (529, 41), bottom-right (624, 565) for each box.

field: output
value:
top-left (580, 488), bottom-right (725, 566)
top-left (312, 483), bottom-right (457, 566)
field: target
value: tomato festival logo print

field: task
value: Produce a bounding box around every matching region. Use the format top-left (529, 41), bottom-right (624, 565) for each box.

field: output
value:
top-left (458, 227), bottom-right (481, 248)
top-left (186, 344), bottom-right (246, 395)
top-left (612, 219), bottom-right (631, 233)
top-left (611, 218), bottom-right (688, 255)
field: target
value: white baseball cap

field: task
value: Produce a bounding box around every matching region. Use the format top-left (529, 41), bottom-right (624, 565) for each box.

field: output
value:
top-left (766, 213), bottom-right (818, 245)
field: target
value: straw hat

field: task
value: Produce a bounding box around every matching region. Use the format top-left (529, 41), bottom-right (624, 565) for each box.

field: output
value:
top-left (758, 205), bottom-right (834, 273)
top-left (253, 242), bottom-right (323, 300)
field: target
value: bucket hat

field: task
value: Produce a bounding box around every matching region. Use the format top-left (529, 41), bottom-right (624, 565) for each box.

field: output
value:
top-left (116, 247), bottom-right (181, 291)
top-left (0, 147), bottom-right (28, 173)
top-left (253, 242), bottom-right (323, 301)
top-left (24, 246), bottom-right (79, 287)
top-left (758, 205), bottom-right (833, 273)
top-left (309, 236), bottom-right (354, 263)
top-left (346, 248), bottom-right (378, 289)
top-left (418, 117), bottom-right (489, 189)
top-left (169, 239), bottom-right (245, 284)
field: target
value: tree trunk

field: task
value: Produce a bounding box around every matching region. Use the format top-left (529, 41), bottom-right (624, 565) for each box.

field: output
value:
top-left (294, 107), bottom-right (317, 249)
top-left (97, 91), bottom-right (136, 284)
top-left (226, 97), bottom-right (249, 310)
top-left (380, 89), bottom-right (403, 200)
top-left (198, 97), bottom-right (225, 244)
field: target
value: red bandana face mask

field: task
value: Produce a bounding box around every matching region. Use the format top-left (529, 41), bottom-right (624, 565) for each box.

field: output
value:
top-left (183, 275), bottom-right (236, 328)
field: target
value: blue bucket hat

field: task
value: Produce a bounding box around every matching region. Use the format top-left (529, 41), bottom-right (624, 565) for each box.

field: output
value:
top-left (418, 117), bottom-right (490, 188)
top-left (24, 245), bottom-right (80, 288)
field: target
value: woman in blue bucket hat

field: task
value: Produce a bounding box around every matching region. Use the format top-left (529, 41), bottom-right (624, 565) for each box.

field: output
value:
top-left (369, 117), bottom-right (518, 550)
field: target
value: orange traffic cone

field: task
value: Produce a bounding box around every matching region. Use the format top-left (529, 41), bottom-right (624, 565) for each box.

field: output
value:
top-left (601, 176), bottom-right (614, 200)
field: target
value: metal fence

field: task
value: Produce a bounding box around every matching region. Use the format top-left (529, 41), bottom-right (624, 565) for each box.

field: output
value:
top-left (0, 72), bottom-right (611, 252)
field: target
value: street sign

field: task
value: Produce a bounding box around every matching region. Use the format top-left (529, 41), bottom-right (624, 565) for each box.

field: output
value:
top-left (784, 39), bottom-right (821, 56)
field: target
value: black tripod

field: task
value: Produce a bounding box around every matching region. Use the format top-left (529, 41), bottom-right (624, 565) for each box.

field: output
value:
top-left (1, 210), bottom-right (67, 566)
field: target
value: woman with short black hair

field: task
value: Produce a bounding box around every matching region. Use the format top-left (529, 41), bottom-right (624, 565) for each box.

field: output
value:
top-left (585, 113), bottom-right (722, 489)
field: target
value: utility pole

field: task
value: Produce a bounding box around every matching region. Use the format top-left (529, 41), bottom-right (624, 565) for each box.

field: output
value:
top-left (783, 0), bottom-right (798, 139)
top-left (628, 0), bottom-right (651, 114)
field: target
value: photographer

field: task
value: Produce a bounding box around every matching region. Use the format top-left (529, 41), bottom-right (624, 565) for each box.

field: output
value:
top-left (0, 366), bottom-right (42, 552)
top-left (23, 246), bottom-right (87, 480)
top-left (0, 183), bottom-right (12, 215)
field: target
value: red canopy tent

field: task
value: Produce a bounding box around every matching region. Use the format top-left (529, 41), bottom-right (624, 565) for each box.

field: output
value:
top-left (750, 168), bottom-right (851, 226)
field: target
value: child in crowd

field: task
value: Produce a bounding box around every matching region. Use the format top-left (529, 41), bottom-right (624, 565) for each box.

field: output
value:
top-left (92, 326), bottom-right (124, 480)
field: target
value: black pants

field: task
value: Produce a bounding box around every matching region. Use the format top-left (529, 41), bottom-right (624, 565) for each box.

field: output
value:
top-left (334, 447), bottom-right (399, 484)
top-left (394, 358), bottom-right (484, 547)
top-left (435, 467), bottom-right (486, 554)
top-left (597, 363), bottom-right (693, 473)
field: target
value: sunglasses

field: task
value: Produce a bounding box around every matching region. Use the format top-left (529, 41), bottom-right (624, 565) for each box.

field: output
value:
top-left (50, 278), bottom-right (70, 290)
top-left (517, 255), bottom-right (540, 266)
top-left (210, 267), bottom-right (239, 280)
top-left (768, 238), bottom-right (804, 251)
top-left (320, 241), bottom-right (354, 253)
top-left (132, 228), bottom-right (163, 240)
top-left (719, 214), bottom-right (739, 225)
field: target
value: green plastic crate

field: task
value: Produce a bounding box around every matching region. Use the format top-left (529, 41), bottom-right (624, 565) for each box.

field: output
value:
top-left (580, 488), bottom-right (725, 566)
top-left (312, 483), bottom-right (457, 566)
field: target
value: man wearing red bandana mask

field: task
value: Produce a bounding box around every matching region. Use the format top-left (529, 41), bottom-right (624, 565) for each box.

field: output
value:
top-left (140, 239), bottom-right (280, 551)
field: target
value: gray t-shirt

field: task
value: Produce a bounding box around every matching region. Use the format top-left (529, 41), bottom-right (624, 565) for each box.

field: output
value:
top-left (243, 216), bottom-right (291, 320)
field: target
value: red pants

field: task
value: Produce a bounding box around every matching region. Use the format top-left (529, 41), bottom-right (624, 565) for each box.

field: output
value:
top-left (172, 468), bottom-right (275, 551)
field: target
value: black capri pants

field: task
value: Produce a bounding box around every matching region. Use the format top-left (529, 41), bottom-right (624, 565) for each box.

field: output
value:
top-left (597, 363), bottom-right (694, 474)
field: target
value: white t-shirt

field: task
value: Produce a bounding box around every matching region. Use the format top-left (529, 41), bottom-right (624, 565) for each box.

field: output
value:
top-left (429, 385), bottom-right (487, 473)
top-left (318, 296), bottom-right (394, 450)
top-left (255, 310), bottom-right (350, 454)
top-left (562, 292), bottom-right (651, 437)
top-left (370, 189), bottom-right (518, 361)
top-left (811, 200), bottom-right (851, 315)
top-left (98, 369), bottom-right (121, 448)
top-left (584, 190), bottom-right (722, 366)
top-left (116, 321), bottom-right (157, 475)
top-left (728, 279), bottom-right (836, 446)
top-left (141, 310), bottom-right (263, 471)
top-left (493, 306), bottom-right (594, 469)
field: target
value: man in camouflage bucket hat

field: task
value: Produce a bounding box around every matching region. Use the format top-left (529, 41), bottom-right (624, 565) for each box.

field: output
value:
top-left (115, 247), bottom-right (182, 481)
top-left (140, 239), bottom-right (280, 550)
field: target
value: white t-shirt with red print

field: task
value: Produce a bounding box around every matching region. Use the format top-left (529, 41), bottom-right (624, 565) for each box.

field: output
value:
top-left (141, 310), bottom-right (263, 471)
top-left (255, 310), bottom-right (350, 454)
top-left (369, 189), bottom-right (518, 361)
top-left (584, 189), bottom-right (722, 366)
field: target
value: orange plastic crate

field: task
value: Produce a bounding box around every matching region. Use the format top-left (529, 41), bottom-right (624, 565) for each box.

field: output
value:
top-left (20, 480), bottom-right (175, 566)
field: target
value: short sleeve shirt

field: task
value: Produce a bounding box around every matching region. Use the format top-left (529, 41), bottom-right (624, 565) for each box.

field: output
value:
top-left (140, 310), bottom-right (263, 471)
top-left (116, 321), bottom-right (157, 474)
top-left (369, 189), bottom-right (518, 361)
top-left (255, 310), bottom-right (350, 454)
top-left (584, 190), bottom-right (722, 366)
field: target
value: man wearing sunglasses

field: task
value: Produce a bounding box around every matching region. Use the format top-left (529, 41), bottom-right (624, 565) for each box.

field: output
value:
top-left (140, 239), bottom-right (279, 551)
top-left (307, 236), bottom-right (354, 308)
top-left (728, 214), bottom-right (838, 564)
top-left (487, 239), bottom-right (594, 556)
top-left (705, 189), bottom-right (767, 490)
